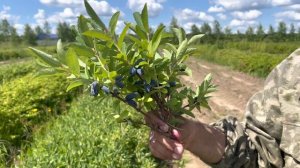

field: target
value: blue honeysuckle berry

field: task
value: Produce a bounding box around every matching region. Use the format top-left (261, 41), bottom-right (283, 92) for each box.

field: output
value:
top-left (90, 81), bottom-right (99, 96)
top-left (112, 87), bottom-right (120, 96)
top-left (136, 68), bottom-right (144, 76)
top-left (169, 81), bottom-right (176, 87)
top-left (116, 81), bottom-right (125, 88)
top-left (127, 99), bottom-right (137, 108)
top-left (101, 85), bottom-right (110, 94)
top-left (130, 67), bottom-right (137, 76)
top-left (144, 84), bottom-right (151, 93)
top-left (150, 80), bottom-right (157, 87)
top-left (125, 92), bottom-right (138, 101)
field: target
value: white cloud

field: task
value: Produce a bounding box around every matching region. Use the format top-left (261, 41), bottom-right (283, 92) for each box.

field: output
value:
top-left (0, 5), bottom-right (20, 22)
top-left (14, 23), bottom-right (24, 34)
top-left (210, 0), bottom-right (299, 11)
top-left (127, 0), bottom-right (165, 17)
top-left (212, 0), bottom-right (269, 11)
top-left (182, 22), bottom-right (202, 33)
top-left (59, 8), bottom-right (75, 18)
top-left (275, 11), bottom-right (300, 21)
top-left (231, 10), bottom-right (262, 20)
top-left (271, 0), bottom-right (294, 6)
top-left (208, 6), bottom-right (225, 13)
top-left (217, 13), bottom-right (227, 20)
top-left (229, 19), bottom-right (257, 27)
top-left (176, 8), bottom-right (215, 23)
top-left (287, 4), bottom-right (300, 11)
top-left (39, 0), bottom-right (121, 17)
top-left (34, 9), bottom-right (45, 20)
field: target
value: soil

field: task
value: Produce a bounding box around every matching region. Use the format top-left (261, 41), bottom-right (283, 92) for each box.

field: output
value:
top-left (181, 57), bottom-right (264, 168)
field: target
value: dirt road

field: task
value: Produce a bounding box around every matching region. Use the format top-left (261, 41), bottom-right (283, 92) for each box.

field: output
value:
top-left (181, 57), bottom-right (264, 168)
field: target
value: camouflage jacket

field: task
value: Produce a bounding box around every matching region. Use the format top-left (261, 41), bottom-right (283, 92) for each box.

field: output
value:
top-left (211, 49), bottom-right (300, 168)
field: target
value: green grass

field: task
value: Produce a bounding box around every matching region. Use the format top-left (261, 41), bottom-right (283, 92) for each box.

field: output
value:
top-left (194, 41), bottom-right (298, 77)
top-left (17, 96), bottom-right (165, 168)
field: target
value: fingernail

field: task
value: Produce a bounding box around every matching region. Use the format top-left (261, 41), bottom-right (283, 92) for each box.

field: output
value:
top-left (174, 146), bottom-right (183, 155)
top-left (159, 124), bottom-right (169, 132)
top-left (172, 129), bottom-right (181, 140)
top-left (172, 153), bottom-right (180, 160)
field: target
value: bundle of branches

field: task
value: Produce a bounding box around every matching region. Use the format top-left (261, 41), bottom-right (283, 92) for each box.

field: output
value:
top-left (29, 0), bottom-right (216, 139)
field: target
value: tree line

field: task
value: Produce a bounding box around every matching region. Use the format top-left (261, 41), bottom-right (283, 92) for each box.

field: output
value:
top-left (1, 17), bottom-right (300, 46)
top-left (0, 19), bottom-right (76, 46)
top-left (168, 17), bottom-right (300, 43)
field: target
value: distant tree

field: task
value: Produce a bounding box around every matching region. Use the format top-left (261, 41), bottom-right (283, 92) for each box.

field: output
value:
top-left (200, 22), bottom-right (212, 35)
top-left (246, 26), bottom-right (254, 35)
top-left (23, 24), bottom-right (37, 45)
top-left (212, 20), bottom-right (222, 35)
top-left (277, 21), bottom-right (287, 35)
top-left (190, 24), bottom-right (200, 35)
top-left (35, 25), bottom-right (44, 35)
top-left (256, 24), bottom-right (265, 35)
top-left (169, 17), bottom-right (179, 31)
top-left (9, 26), bottom-right (20, 43)
top-left (246, 26), bottom-right (254, 41)
top-left (268, 25), bottom-right (275, 35)
top-left (224, 27), bottom-right (232, 35)
top-left (289, 23), bottom-right (295, 35)
top-left (43, 21), bottom-right (51, 34)
top-left (0, 19), bottom-right (11, 42)
top-left (57, 22), bottom-right (76, 42)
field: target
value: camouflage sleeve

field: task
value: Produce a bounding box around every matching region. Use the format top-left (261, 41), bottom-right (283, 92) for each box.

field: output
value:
top-left (208, 48), bottom-right (300, 168)
top-left (209, 116), bottom-right (258, 168)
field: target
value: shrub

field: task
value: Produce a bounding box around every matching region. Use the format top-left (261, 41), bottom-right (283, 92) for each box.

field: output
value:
top-left (18, 96), bottom-right (164, 168)
top-left (194, 43), bottom-right (288, 77)
top-left (0, 60), bottom-right (36, 84)
top-left (0, 73), bottom-right (76, 165)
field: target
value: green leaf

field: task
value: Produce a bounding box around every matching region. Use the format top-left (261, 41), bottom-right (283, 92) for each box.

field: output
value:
top-left (33, 68), bottom-right (62, 78)
top-left (77, 15), bottom-right (93, 47)
top-left (176, 39), bottom-right (188, 58)
top-left (29, 47), bottom-right (61, 67)
top-left (70, 44), bottom-right (94, 58)
top-left (83, 30), bottom-right (112, 41)
top-left (66, 80), bottom-right (85, 92)
top-left (141, 4), bottom-right (149, 33)
top-left (149, 25), bottom-right (164, 57)
top-left (65, 48), bottom-right (80, 76)
top-left (84, 0), bottom-right (107, 32)
top-left (188, 34), bottom-right (205, 45)
top-left (109, 11), bottom-right (120, 35)
top-left (173, 28), bottom-right (186, 44)
top-left (133, 12), bottom-right (145, 32)
top-left (57, 39), bottom-right (64, 56)
top-left (118, 23), bottom-right (130, 49)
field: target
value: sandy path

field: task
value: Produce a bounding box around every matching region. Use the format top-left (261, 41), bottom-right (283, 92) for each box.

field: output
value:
top-left (181, 57), bottom-right (264, 168)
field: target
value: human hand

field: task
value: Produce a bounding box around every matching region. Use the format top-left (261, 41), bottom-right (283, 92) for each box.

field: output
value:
top-left (145, 112), bottom-right (184, 160)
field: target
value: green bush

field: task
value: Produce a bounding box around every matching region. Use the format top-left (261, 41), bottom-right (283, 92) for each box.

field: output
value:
top-left (194, 43), bottom-right (288, 77)
top-left (0, 60), bottom-right (36, 84)
top-left (0, 46), bottom-right (56, 61)
top-left (0, 74), bottom-right (75, 161)
top-left (18, 96), bottom-right (164, 168)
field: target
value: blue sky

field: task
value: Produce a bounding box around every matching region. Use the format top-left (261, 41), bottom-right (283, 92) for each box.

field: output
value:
top-left (0, 0), bottom-right (300, 34)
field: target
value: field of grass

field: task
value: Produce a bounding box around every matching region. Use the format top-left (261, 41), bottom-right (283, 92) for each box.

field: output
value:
top-left (17, 96), bottom-right (165, 168)
top-left (194, 41), bottom-right (300, 77)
